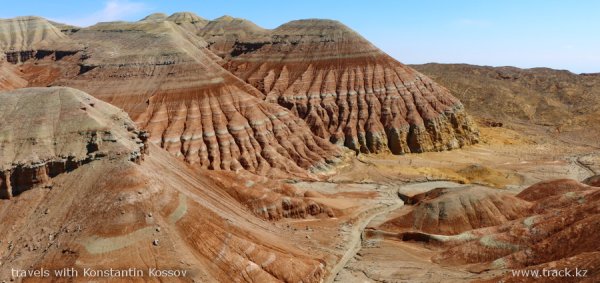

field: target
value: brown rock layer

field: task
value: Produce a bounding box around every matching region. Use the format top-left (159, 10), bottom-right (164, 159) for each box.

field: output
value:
top-left (204, 19), bottom-right (479, 154)
top-left (516, 178), bottom-right (592, 201)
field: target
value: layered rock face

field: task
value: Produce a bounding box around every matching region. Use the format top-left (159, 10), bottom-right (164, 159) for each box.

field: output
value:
top-left (437, 180), bottom-right (600, 272)
top-left (56, 20), bottom-right (339, 177)
top-left (0, 16), bottom-right (79, 63)
top-left (0, 16), bottom-right (82, 89)
top-left (0, 16), bottom-right (66, 52)
top-left (0, 87), bottom-right (148, 199)
top-left (0, 87), bottom-right (330, 282)
top-left (0, 147), bottom-right (331, 282)
top-left (204, 19), bottom-right (479, 154)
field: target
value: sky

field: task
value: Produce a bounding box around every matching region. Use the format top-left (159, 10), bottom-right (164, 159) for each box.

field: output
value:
top-left (1, 0), bottom-right (599, 73)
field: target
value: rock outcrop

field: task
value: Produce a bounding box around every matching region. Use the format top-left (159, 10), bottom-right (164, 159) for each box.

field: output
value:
top-left (55, 20), bottom-right (340, 177)
top-left (47, 20), bottom-right (80, 35)
top-left (435, 180), bottom-right (600, 272)
top-left (0, 87), bottom-right (148, 199)
top-left (202, 19), bottom-right (479, 154)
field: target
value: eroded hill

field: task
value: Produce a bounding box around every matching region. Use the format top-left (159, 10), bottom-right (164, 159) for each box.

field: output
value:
top-left (198, 18), bottom-right (480, 154)
top-left (0, 16), bottom-right (342, 178)
top-left (0, 14), bottom-right (482, 178)
top-left (0, 87), bottom-right (345, 282)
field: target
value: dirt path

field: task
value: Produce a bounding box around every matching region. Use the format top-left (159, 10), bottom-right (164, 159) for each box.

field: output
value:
top-left (555, 135), bottom-right (599, 177)
top-left (324, 196), bottom-right (403, 283)
top-left (331, 181), bottom-right (482, 282)
top-left (326, 182), bottom-right (466, 282)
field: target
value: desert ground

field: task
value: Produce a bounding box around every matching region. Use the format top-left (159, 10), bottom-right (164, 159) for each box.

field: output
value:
top-left (328, 126), bottom-right (599, 282)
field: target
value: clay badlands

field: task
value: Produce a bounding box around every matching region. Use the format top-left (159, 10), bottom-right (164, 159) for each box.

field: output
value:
top-left (0, 12), bottom-right (598, 283)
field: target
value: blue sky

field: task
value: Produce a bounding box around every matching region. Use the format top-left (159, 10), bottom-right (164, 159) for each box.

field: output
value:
top-left (1, 0), bottom-right (599, 73)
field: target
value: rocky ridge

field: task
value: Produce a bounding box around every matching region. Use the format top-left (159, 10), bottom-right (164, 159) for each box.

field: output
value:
top-left (0, 16), bottom-right (66, 50)
top-left (139, 13), bottom-right (168, 21)
top-left (411, 63), bottom-right (600, 142)
top-left (197, 15), bottom-right (270, 59)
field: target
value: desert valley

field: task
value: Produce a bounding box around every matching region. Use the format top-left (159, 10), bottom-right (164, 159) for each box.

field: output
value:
top-left (0, 11), bottom-right (598, 282)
